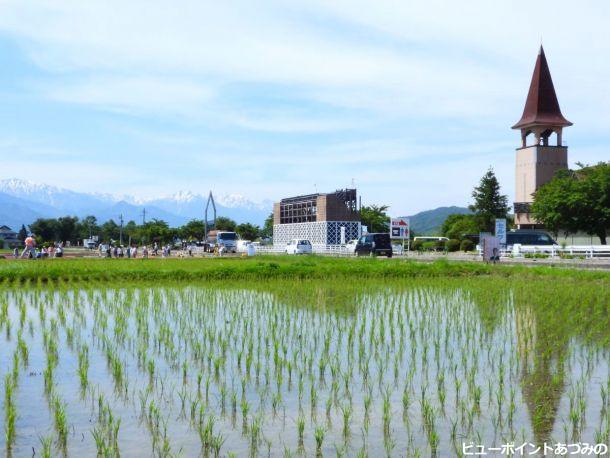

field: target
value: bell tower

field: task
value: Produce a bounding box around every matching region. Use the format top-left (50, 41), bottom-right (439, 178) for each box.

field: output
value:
top-left (512, 46), bottom-right (572, 229)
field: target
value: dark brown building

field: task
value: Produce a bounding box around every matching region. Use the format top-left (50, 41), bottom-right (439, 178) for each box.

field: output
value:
top-left (272, 189), bottom-right (361, 246)
top-left (273, 189), bottom-right (359, 225)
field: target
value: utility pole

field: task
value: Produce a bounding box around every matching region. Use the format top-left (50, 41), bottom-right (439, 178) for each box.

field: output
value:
top-left (119, 214), bottom-right (124, 246)
top-left (141, 208), bottom-right (146, 225)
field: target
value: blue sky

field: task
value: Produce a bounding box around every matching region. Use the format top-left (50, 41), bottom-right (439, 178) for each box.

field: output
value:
top-left (1, 0), bottom-right (609, 215)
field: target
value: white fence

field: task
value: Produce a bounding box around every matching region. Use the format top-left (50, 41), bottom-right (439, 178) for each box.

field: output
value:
top-left (183, 243), bottom-right (609, 260)
top-left (478, 245), bottom-right (610, 259)
top-left (256, 244), bottom-right (354, 256)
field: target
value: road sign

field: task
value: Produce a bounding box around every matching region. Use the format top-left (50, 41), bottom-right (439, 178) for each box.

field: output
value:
top-left (390, 217), bottom-right (410, 240)
top-left (482, 235), bottom-right (501, 263)
top-left (495, 218), bottom-right (507, 245)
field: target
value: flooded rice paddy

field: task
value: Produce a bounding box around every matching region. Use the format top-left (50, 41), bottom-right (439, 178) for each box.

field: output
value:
top-left (0, 280), bottom-right (608, 457)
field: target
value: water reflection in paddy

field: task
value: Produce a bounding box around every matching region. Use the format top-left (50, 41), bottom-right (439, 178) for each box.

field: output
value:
top-left (0, 280), bottom-right (608, 457)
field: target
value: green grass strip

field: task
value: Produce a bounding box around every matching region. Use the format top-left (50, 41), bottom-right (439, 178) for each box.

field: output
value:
top-left (1, 255), bottom-right (609, 286)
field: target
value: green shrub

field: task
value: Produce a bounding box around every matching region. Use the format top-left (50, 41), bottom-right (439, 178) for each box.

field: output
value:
top-left (421, 241), bottom-right (446, 252)
top-left (460, 239), bottom-right (475, 252)
top-left (446, 239), bottom-right (460, 252)
top-left (524, 253), bottom-right (549, 259)
top-left (422, 241), bottom-right (436, 251)
top-left (412, 240), bottom-right (424, 252)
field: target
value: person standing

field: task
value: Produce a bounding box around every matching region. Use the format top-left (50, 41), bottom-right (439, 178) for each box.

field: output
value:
top-left (13, 247), bottom-right (19, 258)
top-left (21, 235), bottom-right (36, 258)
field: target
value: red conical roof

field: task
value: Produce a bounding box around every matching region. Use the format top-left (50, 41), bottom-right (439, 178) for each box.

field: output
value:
top-left (512, 46), bottom-right (572, 130)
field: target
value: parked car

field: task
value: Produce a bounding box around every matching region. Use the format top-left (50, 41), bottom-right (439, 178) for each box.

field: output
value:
top-left (506, 230), bottom-right (558, 247)
top-left (236, 240), bottom-right (251, 253)
top-left (285, 239), bottom-right (312, 255)
top-left (345, 239), bottom-right (358, 253)
top-left (391, 243), bottom-right (404, 255)
top-left (355, 233), bottom-right (393, 257)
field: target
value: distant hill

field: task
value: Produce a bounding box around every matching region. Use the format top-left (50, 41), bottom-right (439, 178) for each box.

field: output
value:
top-left (407, 206), bottom-right (471, 235)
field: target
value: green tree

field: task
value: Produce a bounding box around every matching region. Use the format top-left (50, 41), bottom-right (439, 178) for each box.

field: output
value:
top-left (532, 163), bottom-right (610, 244)
top-left (135, 219), bottom-right (173, 245)
top-left (180, 219), bottom-right (206, 240)
top-left (214, 216), bottom-right (237, 231)
top-left (57, 216), bottom-right (79, 243)
top-left (100, 219), bottom-right (120, 243)
top-left (18, 225), bottom-right (28, 241)
top-left (469, 168), bottom-right (509, 232)
top-left (360, 205), bottom-right (390, 233)
top-left (76, 216), bottom-right (99, 240)
top-left (236, 223), bottom-right (260, 241)
top-left (441, 214), bottom-right (481, 240)
top-left (123, 220), bottom-right (138, 243)
top-left (29, 218), bottom-right (59, 243)
top-left (260, 213), bottom-right (274, 239)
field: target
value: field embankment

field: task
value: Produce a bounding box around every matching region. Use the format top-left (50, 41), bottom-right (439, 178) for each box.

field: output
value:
top-left (1, 256), bottom-right (609, 285)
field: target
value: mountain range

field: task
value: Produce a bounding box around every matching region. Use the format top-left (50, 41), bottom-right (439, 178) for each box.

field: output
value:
top-left (0, 178), bottom-right (273, 230)
top-left (0, 178), bottom-right (469, 236)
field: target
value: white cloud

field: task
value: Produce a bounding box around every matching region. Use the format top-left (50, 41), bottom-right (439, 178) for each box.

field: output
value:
top-left (0, 0), bottom-right (535, 121)
top-left (47, 76), bottom-right (214, 116)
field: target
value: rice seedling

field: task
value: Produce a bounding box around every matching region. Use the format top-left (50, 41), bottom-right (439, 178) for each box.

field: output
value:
top-left (314, 425), bottom-right (326, 455)
top-left (297, 415), bottom-right (305, 446)
top-left (17, 330), bottom-right (28, 367)
top-left (39, 434), bottom-right (53, 458)
top-left (78, 344), bottom-right (89, 390)
top-left (341, 403), bottom-right (352, 438)
top-left (4, 374), bottom-right (16, 451)
top-left (52, 394), bottom-right (68, 449)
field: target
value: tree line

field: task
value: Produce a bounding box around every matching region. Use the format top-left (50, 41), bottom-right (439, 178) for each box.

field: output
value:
top-left (27, 214), bottom-right (275, 245)
top-left (441, 163), bottom-right (609, 244)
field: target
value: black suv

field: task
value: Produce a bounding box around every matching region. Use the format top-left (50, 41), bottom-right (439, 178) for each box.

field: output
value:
top-left (506, 230), bottom-right (557, 246)
top-left (355, 233), bottom-right (393, 257)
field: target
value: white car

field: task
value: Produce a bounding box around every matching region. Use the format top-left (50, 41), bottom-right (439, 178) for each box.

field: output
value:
top-left (285, 239), bottom-right (312, 255)
top-left (236, 240), bottom-right (251, 253)
top-left (392, 244), bottom-right (404, 255)
top-left (345, 239), bottom-right (358, 253)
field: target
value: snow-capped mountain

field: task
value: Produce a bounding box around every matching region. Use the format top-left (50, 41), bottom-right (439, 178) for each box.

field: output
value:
top-left (0, 178), bottom-right (272, 229)
top-left (135, 190), bottom-right (270, 210)
top-left (0, 178), bottom-right (110, 214)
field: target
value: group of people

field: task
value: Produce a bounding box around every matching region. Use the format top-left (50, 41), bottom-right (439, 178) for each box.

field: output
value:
top-left (10, 234), bottom-right (181, 260)
top-left (98, 242), bottom-right (173, 259)
top-left (14, 235), bottom-right (64, 259)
